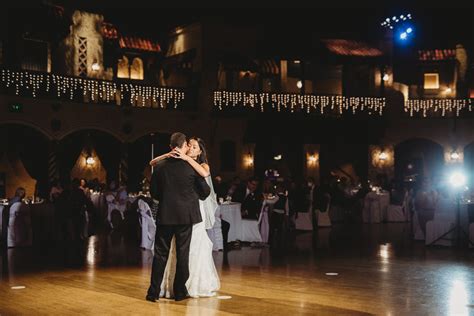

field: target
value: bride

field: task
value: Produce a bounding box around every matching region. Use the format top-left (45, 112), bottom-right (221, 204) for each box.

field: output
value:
top-left (150, 136), bottom-right (220, 298)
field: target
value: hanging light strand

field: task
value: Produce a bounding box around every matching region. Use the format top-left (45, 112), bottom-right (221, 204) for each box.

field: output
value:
top-left (405, 99), bottom-right (473, 117)
top-left (214, 90), bottom-right (386, 115)
top-left (0, 69), bottom-right (185, 109)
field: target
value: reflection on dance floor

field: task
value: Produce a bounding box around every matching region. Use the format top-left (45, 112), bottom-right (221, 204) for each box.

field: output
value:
top-left (1, 223), bottom-right (474, 315)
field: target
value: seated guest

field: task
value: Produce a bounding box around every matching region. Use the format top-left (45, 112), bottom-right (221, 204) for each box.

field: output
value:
top-left (89, 178), bottom-right (101, 192)
top-left (9, 187), bottom-right (26, 204)
top-left (105, 180), bottom-right (118, 197)
top-left (49, 179), bottom-right (63, 203)
top-left (79, 178), bottom-right (90, 198)
top-left (116, 181), bottom-right (128, 206)
top-left (226, 176), bottom-right (241, 199)
top-left (232, 177), bottom-right (262, 220)
top-left (212, 175), bottom-right (227, 200)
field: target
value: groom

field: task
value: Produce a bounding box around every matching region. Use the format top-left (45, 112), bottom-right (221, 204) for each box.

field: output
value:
top-left (146, 132), bottom-right (210, 302)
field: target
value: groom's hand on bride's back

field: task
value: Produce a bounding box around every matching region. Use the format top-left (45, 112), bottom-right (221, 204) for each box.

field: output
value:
top-left (195, 176), bottom-right (211, 200)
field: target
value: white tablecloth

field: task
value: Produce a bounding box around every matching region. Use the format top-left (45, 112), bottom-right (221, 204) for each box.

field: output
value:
top-left (218, 203), bottom-right (242, 242)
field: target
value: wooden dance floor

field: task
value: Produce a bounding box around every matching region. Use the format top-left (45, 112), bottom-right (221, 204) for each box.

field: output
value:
top-left (1, 223), bottom-right (474, 315)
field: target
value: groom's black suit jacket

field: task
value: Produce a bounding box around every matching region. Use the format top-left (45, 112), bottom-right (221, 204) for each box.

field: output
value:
top-left (150, 158), bottom-right (210, 225)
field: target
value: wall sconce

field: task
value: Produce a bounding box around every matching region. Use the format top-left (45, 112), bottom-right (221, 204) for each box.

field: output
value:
top-left (244, 153), bottom-right (254, 168)
top-left (91, 62), bottom-right (100, 72)
top-left (382, 73), bottom-right (390, 82)
top-left (296, 80), bottom-right (303, 89)
top-left (450, 150), bottom-right (460, 161)
top-left (307, 153), bottom-right (318, 167)
top-left (86, 156), bottom-right (95, 166)
top-left (274, 154), bottom-right (282, 161)
top-left (378, 151), bottom-right (388, 161)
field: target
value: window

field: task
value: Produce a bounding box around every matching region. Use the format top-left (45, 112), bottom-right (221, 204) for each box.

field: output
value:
top-left (424, 73), bottom-right (439, 90)
top-left (21, 39), bottom-right (49, 72)
top-left (130, 57), bottom-right (144, 80)
top-left (117, 56), bottom-right (144, 80)
top-left (220, 141), bottom-right (236, 172)
top-left (117, 56), bottom-right (130, 78)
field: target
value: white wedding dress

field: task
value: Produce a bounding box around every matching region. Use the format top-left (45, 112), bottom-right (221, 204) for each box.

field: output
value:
top-left (160, 176), bottom-right (220, 298)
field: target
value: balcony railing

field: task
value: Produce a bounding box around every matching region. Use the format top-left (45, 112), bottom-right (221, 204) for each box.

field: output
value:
top-left (0, 68), bottom-right (194, 110)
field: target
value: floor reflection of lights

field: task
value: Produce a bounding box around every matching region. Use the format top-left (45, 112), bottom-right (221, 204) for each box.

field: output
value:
top-left (87, 236), bottom-right (98, 267)
top-left (379, 243), bottom-right (391, 273)
top-left (449, 279), bottom-right (469, 316)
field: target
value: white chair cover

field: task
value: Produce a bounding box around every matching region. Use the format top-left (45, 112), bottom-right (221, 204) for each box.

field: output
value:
top-left (363, 192), bottom-right (381, 223)
top-left (412, 211), bottom-right (425, 240)
top-left (258, 204), bottom-right (270, 242)
top-left (425, 196), bottom-right (455, 246)
top-left (295, 211), bottom-right (313, 230)
top-left (425, 220), bottom-right (455, 246)
top-left (7, 202), bottom-right (32, 248)
top-left (377, 192), bottom-right (390, 221)
top-left (241, 219), bottom-right (262, 242)
top-left (386, 204), bottom-right (406, 222)
top-left (317, 203), bottom-right (331, 227)
top-left (137, 199), bottom-right (156, 250)
top-left (106, 194), bottom-right (125, 228)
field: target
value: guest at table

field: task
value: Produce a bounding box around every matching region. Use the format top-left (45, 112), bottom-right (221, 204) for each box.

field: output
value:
top-left (105, 179), bottom-right (118, 197)
top-left (79, 178), bottom-right (90, 197)
top-left (212, 175), bottom-right (227, 200)
top-left (116, 181), bottom-right (128, 206)
top-left (232, 177), bottom-right (262, 220)
top-left (49, 179), bottom-right (63, 203)
top-left (9, 187), bottom-right (26, 205)
top-left (89, 178), bottom-right (101, 192)
top-left (226, 176), bottom-right (241, 200)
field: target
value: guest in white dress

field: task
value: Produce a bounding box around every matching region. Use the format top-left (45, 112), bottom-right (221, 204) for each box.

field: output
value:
top-left (150, 137), bottom-right (220, 298)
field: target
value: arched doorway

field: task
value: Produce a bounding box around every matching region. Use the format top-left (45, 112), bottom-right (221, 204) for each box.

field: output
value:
top-left (128, 132), bottom-right (171, 192)
top-left (254, 136), bottom-right (304, 181)
top-left (0, 124), bottom-right (50, 198)
top-left (58, 129), bottom-right (122, 186)
top-left (394, 138), bottom-right (444, 184)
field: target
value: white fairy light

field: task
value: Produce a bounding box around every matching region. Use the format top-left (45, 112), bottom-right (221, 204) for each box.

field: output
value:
top-left (0, 69), bottom-right (185, 109)
top-left (213, 90), bottom-right (386, 115)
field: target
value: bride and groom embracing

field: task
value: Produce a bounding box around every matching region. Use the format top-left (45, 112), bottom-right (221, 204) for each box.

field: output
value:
top-left (146, 132), bottom-right (220, 302)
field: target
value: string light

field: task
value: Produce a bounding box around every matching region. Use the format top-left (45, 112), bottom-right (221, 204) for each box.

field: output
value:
top-left (405, 99), bottom-right (473, 117)
top-left (0, 69), bottom-right (185, 109)
top-left (381, 12), bottom-right (412, 29)
top-left (214, 90), bottom-right (386, 115)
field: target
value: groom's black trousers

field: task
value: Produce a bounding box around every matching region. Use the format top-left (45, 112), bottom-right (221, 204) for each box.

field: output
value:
top-left (148, 224), bottom-right (192, 298)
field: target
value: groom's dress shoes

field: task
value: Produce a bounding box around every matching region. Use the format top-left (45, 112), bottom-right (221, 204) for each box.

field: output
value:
top-left (146, 294), bottom-right (158, 302)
